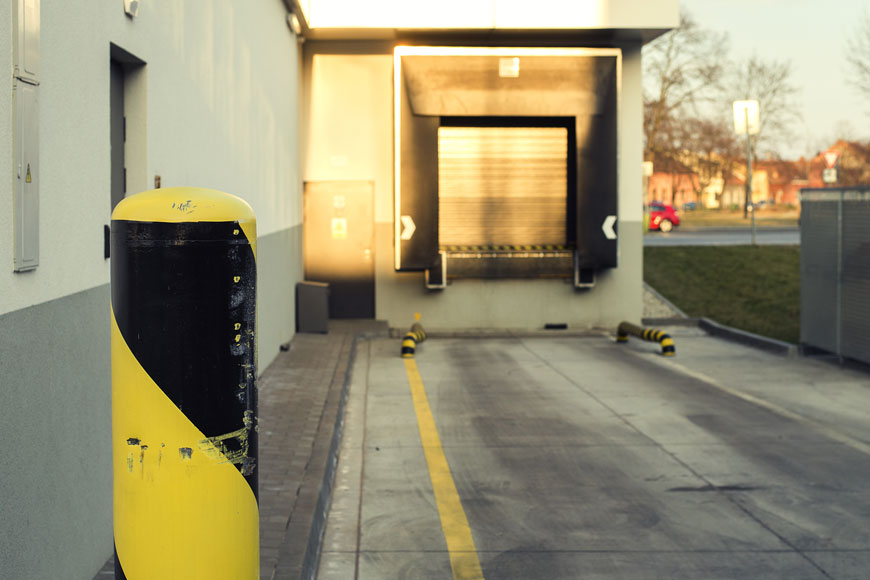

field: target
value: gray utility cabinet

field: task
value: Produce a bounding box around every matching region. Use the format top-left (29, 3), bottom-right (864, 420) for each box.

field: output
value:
top-left (800, 188), bottom-right (870, 364)
top-left (296, 281), bottom-right (329, 334)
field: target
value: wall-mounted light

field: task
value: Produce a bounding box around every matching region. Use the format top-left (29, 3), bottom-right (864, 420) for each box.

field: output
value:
top-left (124, 0), bottom-right (139, 18)
top-left (287, 13), bottom-right (302, 36)
top-left (499, 57), bottom-right (520, 78)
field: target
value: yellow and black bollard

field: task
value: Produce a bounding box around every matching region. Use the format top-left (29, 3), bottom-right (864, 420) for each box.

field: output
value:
top-left (401, 322), bottom-right (427, 358)
top-left (111, 187), bottom-right (259, 579)
top-left (616, 321), bottom-right (675, 356)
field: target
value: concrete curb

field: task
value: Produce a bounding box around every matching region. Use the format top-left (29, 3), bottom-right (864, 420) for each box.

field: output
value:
top-left (642, 317), bottom-right (701, 327)
top-left (642, 316), bottom-right (799, 357)
top-left (697, 317), bottom-right (799, 357)
top-left (268, 332), bottom-right (357, 580)
top-left (300, 334), bottom-right (358, 580)
top-left (643, 282), bottom-right (798, 357)
top-left (300, 329), bottom-right (386, 580)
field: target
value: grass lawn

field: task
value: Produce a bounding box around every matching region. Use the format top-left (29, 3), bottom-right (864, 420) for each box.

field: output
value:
top-left (644, 245), bottom-right (800, 344)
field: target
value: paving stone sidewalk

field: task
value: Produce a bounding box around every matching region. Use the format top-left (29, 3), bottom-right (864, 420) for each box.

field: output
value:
top-left (95, 320), bottom-right (387, 580)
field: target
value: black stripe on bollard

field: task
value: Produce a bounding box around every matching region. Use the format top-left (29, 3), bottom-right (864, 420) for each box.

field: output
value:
top-left (111, 188), bottom-right (259, 579)
top-left (113, 544), bottom-right (127, 580)
top-left (401, 335), bottom-right (417, 357)
top-left (400, 322), bottom-right (427, 358)
top-left (112, 219), bottom-right (258, 485)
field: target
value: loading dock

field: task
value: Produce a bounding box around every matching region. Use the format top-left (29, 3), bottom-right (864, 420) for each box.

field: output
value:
top-left (303, 39), bottom-right (646, 329)
top-left (393, 47), bottom-right (619, 287)
top-left (297, 0), bottom-right (678, 329)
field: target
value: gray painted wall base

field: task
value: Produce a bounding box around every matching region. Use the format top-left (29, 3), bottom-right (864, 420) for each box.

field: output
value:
top-left (0, 285), bottom-right (113, 580)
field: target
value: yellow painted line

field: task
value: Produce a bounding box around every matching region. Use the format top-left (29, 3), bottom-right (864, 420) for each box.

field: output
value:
top-left (403, 358), bottom-right (485, 580)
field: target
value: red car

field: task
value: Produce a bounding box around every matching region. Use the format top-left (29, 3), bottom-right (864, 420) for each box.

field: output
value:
top-left (648, 202), bottom-right (680, 233)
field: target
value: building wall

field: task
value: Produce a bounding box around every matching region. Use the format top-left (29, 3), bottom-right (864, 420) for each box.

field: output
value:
top-left (0, 2), bottom-right (302, 578)
top-left (303, 42), bottom-right (644, 330)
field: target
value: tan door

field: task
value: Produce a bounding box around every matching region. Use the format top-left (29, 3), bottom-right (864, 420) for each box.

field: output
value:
top-left (303, 181), bottom-right (375, 318)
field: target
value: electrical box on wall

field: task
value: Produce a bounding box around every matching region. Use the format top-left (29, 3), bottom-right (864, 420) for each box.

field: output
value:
top-left (13, 81), bottom-right (39, 272)
top-left (14, 0), bottom-right (39, 83)
top-left (12, 0), bottom-right (40, 272)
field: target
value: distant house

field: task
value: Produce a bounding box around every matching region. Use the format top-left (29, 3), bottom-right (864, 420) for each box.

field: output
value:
top-left (806, 140), bottom-right (870, 187)
top-left (645, 156), bottom-right (699, 208)
top-left (715, 157), bottom-right (808, 209)
top-left (715, 164), bottom-right (766, 210)
top-left (646, 139), bottom-right (870, 211)
top-left (754, 159), bottom-right (804, 205)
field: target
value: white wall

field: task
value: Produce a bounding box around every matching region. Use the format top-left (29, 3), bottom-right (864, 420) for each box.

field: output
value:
top-left (0, 3), bottom-right (14, 301)
top-left (0, 0), bottom-right (302, 316)
top-left (617, 45), bottom-right (644, 325)
top-left (303, 51), bottom-right (394, 222)
top-left (620, 45), bottom-right (644, 224)
top-left (0, 3), bottom-right (303, 577)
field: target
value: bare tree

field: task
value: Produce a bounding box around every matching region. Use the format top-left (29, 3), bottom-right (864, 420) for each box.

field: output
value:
top-left (727, 55), bottom-right (802, 158)
top-left (643, 9), bottom-right (729, 165)
top-left (677, 116), bottom-right (742, 207)
top-left (846, 11), bottom-right (870, 101)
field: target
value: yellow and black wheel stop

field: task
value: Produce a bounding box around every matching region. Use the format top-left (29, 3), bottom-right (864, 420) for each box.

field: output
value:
top-left (401, 322), bottom-right (427, 358)
top-left (616, 321), bottom-right (675, 356)
top-left (111, 187), bottom-right (259, 579)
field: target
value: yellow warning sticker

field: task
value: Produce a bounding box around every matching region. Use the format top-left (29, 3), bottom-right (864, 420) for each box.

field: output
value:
top-left (332, 218), bottom-right (348, 239)
top-left (25, 163), bottom-right (32, 183)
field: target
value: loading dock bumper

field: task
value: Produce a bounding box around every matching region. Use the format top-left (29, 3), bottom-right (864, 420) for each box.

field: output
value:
top-left (400, 322), bottom-right (427, 358)
top-left (616, 321), bottom-right (675, 356)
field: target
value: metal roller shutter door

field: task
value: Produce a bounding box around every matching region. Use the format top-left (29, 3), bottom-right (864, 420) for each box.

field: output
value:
top-left (438, 126), bottom-right (567, 248)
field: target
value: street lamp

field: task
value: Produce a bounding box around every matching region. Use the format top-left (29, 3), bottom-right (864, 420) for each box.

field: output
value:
top-left (733, 100), bottom-right (760, 245)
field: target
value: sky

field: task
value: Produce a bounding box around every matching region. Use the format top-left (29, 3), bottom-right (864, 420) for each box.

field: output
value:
top-left (680, 0), bottom-right (870, 160)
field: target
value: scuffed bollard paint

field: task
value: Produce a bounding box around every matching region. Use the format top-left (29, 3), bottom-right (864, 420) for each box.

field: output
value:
top-left (111, 187), bottom-right (259, 579)
top-left (616, 321), bottom-right (676, 356)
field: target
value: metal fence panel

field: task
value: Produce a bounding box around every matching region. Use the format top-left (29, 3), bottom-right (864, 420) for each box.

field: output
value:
top-left (800, 198), bottom-right (840, 352)
top-left (841, 194), bottom-right (870, 363)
